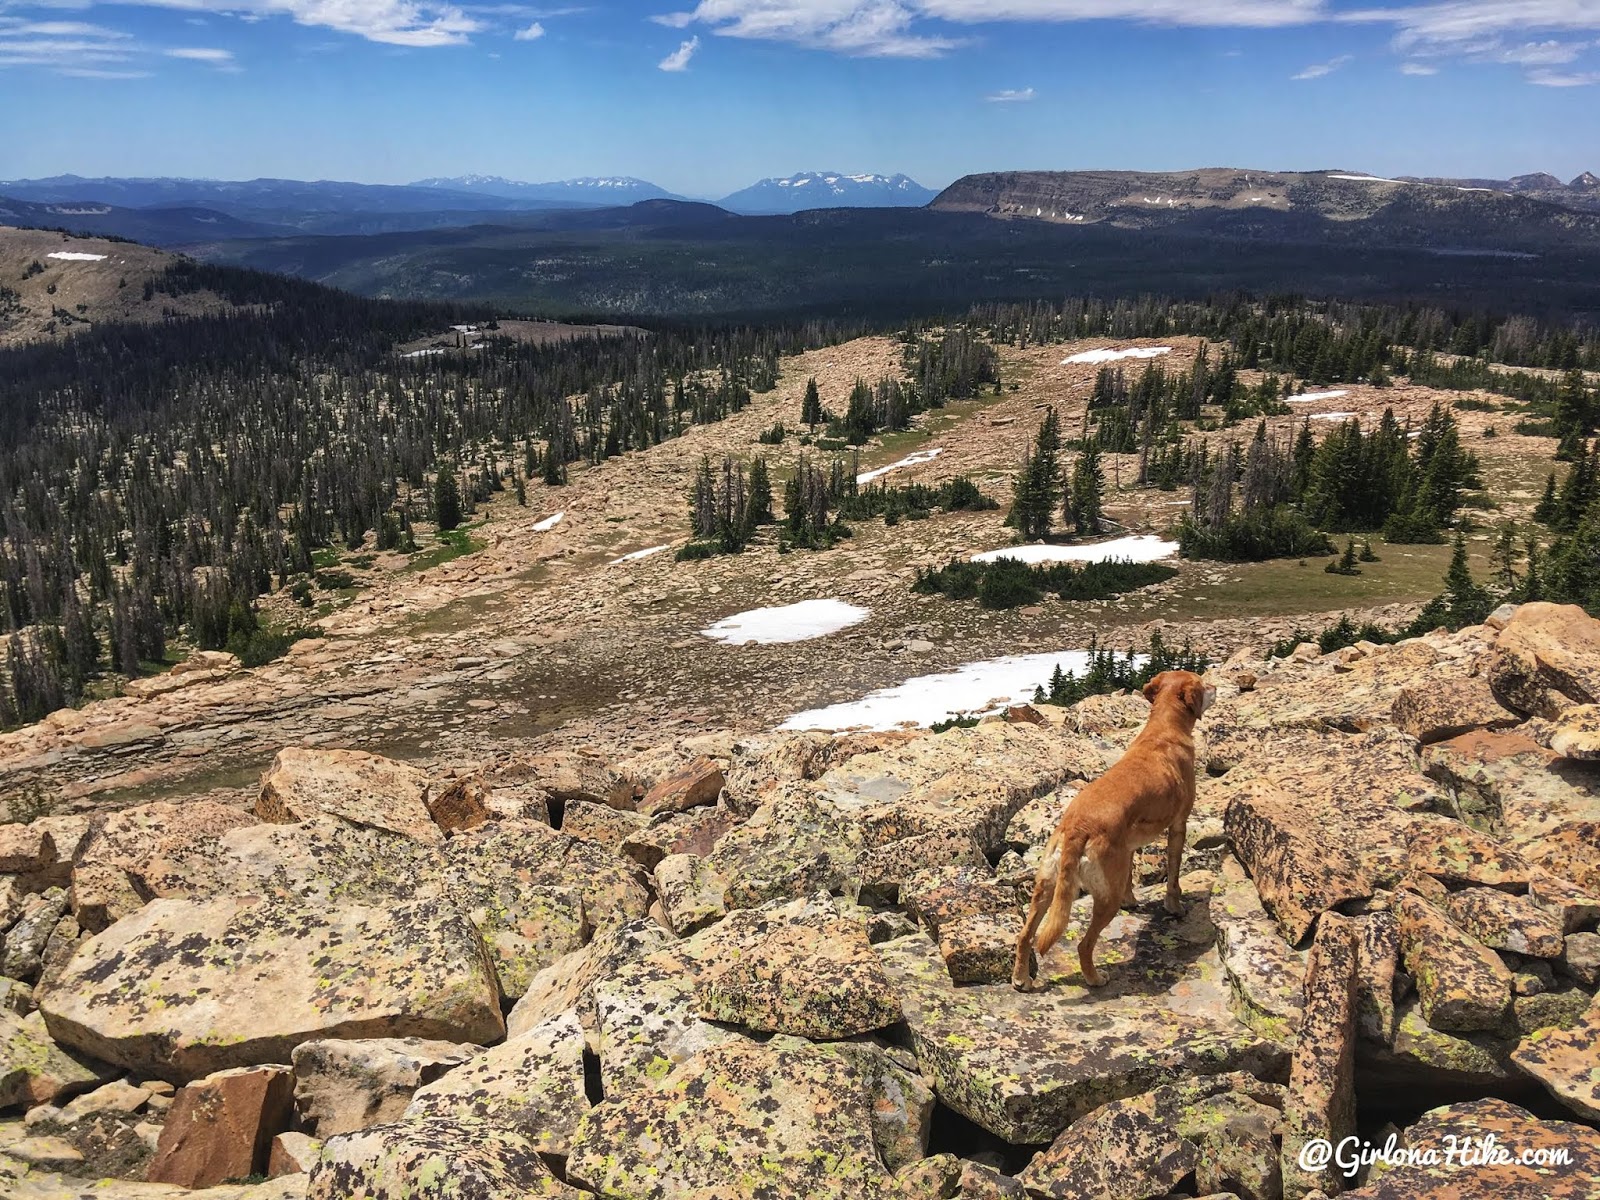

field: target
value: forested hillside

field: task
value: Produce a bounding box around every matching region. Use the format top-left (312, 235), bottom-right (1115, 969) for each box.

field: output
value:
top-left (3, 271), bottom-right (1599, 729)
top-left (0, 258), bottom-right (862, 725)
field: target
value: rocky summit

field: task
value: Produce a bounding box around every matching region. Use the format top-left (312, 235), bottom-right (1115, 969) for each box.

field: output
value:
top-left (2, 602), bottom-right (1600, 1198)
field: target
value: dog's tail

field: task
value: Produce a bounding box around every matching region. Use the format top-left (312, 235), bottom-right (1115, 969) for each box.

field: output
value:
top-left (1035, 827), bottom-right (1087, 954)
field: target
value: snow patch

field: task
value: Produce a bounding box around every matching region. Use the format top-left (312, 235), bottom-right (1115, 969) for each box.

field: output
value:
top-left (1311, 412), bottom-right (1357, 422)
top-left (1063, 347), bottom-right (1173, 365)
top-left (610, 544), bottom-right (668, 564)
top-left (781, 648), bottom-right (1143, 731)
top-left (46, 251), bottom-right (106, 262)
top-left (971, 534), bottom-right (1179, 565)
top-left (1287, 390), bottom-right (1350, 403)
top-left (701, 599), bottom-right (869, 646)
top-left (857, 447), bottom-right (943, 485)
top-left (533, 511), bottom-right (565, 531)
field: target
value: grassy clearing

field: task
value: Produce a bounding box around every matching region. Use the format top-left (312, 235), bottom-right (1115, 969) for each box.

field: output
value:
top-left (405, 522), bottom-right (488, 573)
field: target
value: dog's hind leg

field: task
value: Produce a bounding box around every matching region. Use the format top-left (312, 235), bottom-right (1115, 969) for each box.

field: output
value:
top-left (1077, 844), bottom-right (1131, 988)
top-left (1011, 860), bottom-right (1056, 992)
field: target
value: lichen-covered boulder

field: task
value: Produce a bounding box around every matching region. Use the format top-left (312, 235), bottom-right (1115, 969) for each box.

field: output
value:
top-left (1222, 784), bottom-right (1377, 945)
top-left (137, 816), bottom-right (444, 909)
top-left (1280, 915), bottom-right (1359, 1200)
top-left (1520, 822), bottom-right (1600, 897)
top-left (0, 1009), bottom-right (111, 1110)
top-left (693, 896), bottom-right (901, 1038)
top-left (69, 801), bottom-right (258, 931)
top-left (441, 819), bottom-right (649, 998)
top-left (36, 895), bottom-right (504, 1081)
top-left (308, 1116), bottom-right (580, 1199)
top-left (638, 755), bottom-right (724, 817)
top-left (702, 791), bottom-right (864, 913)
top-left (566, 1036), bottom-right (926, 1200)
top-left (1406, 817), bottom-right (1537, 890)
top-left (1366, 998), bottom-right (1517, 1089)
top-left (1487, 601), bottom-right (1600, 718)
top-left (619, 804), bottom-right (737, 872)
top-left (1394, 891), bottom-right (1514, 1034)
top-left (1209, 855), bottom-right (1306, 1042)
top-left (405, 1012), bottom-right (588, 1155)
top-left (1538, 701), bottom-right (1600, 760)
top-left (558, 800), bottom-right (649, 851)
top-left (1343, 1097), bottom-right (1600, 1198)
top-left (1423, 730), bottom-right (1600, 841)
top-left (1017, 1073), bottom-right (1285, 1200)
top-left (652, 852), bottom-right (727, 935)
top-left (877, 918), bottom-right (1286, 1145)
top-left (507, 917), bottom-right (675, 1045)
top-left (290, 1037), bottom-right (478, 1136)
top-left (1445, 887), bottom-right (1566, 959)
top-left (1392, 675), bottom-right (1518, 744)
top-left (257, 748), bottom-right (441, 843)
top-left (856, 830), bottom-right (990, 902)
top-left (1510, 995), bottom-right (1600, 1120)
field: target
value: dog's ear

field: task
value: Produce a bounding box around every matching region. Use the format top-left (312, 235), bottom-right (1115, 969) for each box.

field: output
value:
top-left (1181, 676), bottom-right (1207, 718)
top-left (1142, 673), bottom-right (1166, 704)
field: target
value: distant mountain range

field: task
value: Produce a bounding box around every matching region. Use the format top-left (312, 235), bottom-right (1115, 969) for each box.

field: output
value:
top-left (1398, 172), bottom-right (1600, 212)
top-left (714, 172), bottom-right (937, 214)
top-left (409, 175), bottom-right (688, 206)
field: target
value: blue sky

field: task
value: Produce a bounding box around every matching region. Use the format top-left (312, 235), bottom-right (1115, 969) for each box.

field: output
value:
top-left (2, 1), bottom-right (1598, 198)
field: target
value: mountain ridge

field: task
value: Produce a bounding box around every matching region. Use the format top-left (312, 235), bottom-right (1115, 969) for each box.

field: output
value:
top-left (716, 171), bottom-right (937, 214)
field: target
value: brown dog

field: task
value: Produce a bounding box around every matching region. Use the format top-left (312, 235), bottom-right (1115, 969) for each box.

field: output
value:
top-left (1011, 669), bottom-right (1215, 991)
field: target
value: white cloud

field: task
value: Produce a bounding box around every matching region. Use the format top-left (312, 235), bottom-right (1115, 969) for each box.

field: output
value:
top-left (513, 18), bottom-right (544, 36)
top-left (1292, 53), bottom-right (1350, 78)
top-left (0, 0), bottom-right (483, 49)
top-left (0, 20), bottom-right (139, 71)
top-left (658, 33), bottom-right (698, 68)
top-left (60, 67), bottom-right (151, 76)
top-left (1493, 39), bottom-right (1587, 65)
top-left (656, 0), bottom-right (1321, 58)
top-left (1399, 60), bottom-right (1437, 73)
top-left (167, 45), bottom-right (233, 60)
top-left (1528, 66), bottom-right (1600, 85)
top-left (984, 85), bottom-right (1034, 100)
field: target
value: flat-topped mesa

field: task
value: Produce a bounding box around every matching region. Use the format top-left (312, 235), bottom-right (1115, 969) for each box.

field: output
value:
top-left (929, 165), bottom-right (1594, 226)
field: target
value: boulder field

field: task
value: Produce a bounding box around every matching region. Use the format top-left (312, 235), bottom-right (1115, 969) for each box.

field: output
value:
top-left (0, 602), bottom-right (1596, 1197)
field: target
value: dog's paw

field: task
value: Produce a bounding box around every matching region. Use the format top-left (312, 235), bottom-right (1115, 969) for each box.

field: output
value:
top-left (1010, 973), bottom-right (1040, 993)
top-left (1163, 893), bottom-right (1185, 916)
top-left (1082, 966), bottom-right (1108, 988)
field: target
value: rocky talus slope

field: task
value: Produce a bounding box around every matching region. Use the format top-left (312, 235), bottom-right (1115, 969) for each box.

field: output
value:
top-left (2, 603), bottom-right (1599, 1197)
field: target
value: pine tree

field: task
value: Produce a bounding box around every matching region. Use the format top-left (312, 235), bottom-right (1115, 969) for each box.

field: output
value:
top-left (1067, 443), bottom-right (1105, 536)
top-left (1490, 523), bottom-right (1520, 592)
top-left (1533, 474), bottom-right (1558, 524)
top-left (1442, 532), bottom-right (1492, 626)
top-left (801, 378), bottom-right (823, 428)
top-left (433, 467), bottom-right (462, 532)
top-left (689, 455), bottom-right (718, 539)
top-left (748, 457), bottom-right (774, 526)
top-left (1010, 409), bottom-right (1062, 541)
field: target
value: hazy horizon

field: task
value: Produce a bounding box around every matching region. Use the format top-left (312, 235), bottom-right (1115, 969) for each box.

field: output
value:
top-left (3, 2), bottom-right (1599, 197)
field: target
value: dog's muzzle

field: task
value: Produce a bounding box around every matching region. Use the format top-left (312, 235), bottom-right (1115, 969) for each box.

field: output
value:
top-left (1201, 685), bottom-right (1217, 714)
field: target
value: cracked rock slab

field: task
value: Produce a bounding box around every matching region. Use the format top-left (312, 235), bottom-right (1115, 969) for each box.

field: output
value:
top-left (36, 895), bottom-right (504, 1081)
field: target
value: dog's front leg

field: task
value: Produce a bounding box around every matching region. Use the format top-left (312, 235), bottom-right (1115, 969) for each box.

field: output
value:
top-left (1163, 821), bottom-right (1187, 915)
